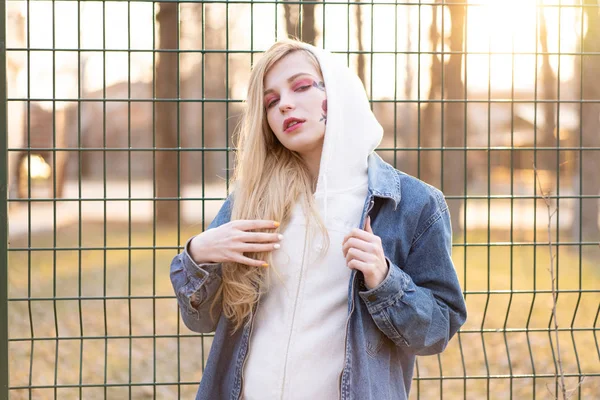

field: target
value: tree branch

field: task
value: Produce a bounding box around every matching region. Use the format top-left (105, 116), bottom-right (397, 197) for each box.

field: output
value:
top-left (534, 164), bottom-right (567, 400)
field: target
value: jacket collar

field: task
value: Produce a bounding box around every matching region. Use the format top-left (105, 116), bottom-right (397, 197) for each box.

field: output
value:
top-left (367, 152), bottom-right (402, 210)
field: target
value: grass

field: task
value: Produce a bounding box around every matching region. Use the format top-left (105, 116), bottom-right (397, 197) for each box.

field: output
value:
top-left (7, 221), bottom-right (600, 399)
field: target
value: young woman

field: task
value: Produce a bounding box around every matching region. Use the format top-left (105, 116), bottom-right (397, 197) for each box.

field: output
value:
top-left (170, 39), bottom-right (467, 400)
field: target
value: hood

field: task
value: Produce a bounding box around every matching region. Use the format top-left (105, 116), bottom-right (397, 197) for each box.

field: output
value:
top-left (299, 43), bottom-right (384, 219)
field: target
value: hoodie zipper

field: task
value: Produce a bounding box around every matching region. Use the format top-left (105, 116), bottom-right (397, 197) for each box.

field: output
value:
top-left (338, 196), bottom-right (374, 400)
top-left (280, 228), bottom-right (310, 398)
top-left (238, 227), bottom-right (310, 400)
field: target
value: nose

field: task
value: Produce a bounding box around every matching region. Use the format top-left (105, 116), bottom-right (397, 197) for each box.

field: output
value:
top-left (278, 96), bottom-right (294, 113)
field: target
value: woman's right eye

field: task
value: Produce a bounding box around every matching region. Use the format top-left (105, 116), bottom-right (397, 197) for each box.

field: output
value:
top-left (267, 99), bottom-right (279, 108)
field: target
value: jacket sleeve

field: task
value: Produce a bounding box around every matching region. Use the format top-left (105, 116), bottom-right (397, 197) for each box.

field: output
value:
top-left (358, 204), bottom-right (467, 356)
top-left (170, 196), bottom-right (232, 333)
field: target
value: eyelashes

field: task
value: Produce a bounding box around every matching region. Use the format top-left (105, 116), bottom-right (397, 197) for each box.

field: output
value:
top-left (264, 80), bottom-right (326, 109)
top-left (266, 98), bottom-right (277, 109)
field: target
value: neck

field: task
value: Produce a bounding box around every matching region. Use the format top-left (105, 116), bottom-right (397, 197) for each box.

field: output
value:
top-left (301, 146), bottom-right (323, 189)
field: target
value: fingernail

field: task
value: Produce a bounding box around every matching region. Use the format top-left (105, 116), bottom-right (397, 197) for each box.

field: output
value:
top-left (274, 243), bottom-right (281, 249)
top-left (273, 221), bottom-right (280, 228)
top-left (262, 263), bottom-right (269, 267)
top-left (278, 234), bottom-right (284, 240)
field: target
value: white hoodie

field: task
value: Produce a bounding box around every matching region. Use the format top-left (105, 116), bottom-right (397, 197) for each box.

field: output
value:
top-left (242, 43), bottom-right (384, 400)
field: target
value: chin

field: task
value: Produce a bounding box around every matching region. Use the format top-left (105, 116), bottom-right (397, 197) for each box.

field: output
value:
top-left (276, 129), bottom-right (324, 153)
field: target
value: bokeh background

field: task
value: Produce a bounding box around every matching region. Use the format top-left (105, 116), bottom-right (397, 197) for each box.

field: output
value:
top-left (3, 0), bottom-right (600, 398)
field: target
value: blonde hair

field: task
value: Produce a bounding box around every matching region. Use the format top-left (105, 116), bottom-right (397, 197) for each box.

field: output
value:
top-left (212, 40), bottom-right (330, 332)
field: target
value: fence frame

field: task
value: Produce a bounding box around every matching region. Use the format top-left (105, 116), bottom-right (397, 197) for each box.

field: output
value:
top-left (2, 0), bottom-right (600, 399)
top-left (2, 0), bottom-right (11, 395)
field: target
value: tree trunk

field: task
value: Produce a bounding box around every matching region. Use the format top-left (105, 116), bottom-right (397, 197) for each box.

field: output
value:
top-left (442, 0), bottom-right (467, 237)
top-left (7, 6), bottom-right (25, 204)
top-left (399, 2), bottom-right (416, 177)
top-left (404, 4), bottom-right (413, 130)
top-left (51, 108), bottom-right (69, 199)
top-left (284, 3), bottom-right (298, 39)
top-left (573, 0), bottom-right (600, 240)
top-left (155, 3), bottom-right (179, 224)
top-left (301, 2), bottom-right (317, 44)
top-left (284, 1), bottom-right (317, 44)
top-left (420, 2), bottom-right (442, 187)
top-left (355, 0), bottom-right (367, 86)
top-left (538, 5), bottom-right (558, 174)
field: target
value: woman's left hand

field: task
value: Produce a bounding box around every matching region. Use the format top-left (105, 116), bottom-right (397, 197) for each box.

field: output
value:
top-left (342, 216), bottom-right (389, 290)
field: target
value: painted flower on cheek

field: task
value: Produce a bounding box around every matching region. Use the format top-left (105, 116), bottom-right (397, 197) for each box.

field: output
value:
top-left (320, 100), bottom-right (327, 124)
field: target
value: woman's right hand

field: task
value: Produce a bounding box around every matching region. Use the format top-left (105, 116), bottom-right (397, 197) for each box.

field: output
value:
top-left (188, 220), bottom-right (282, 267)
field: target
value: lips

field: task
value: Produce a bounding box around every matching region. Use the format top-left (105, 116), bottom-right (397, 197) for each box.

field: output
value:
top-left (283, 117), bottom-right (305, 133)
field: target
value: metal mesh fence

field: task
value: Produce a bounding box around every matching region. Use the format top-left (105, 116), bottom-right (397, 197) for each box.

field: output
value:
top-left (2, 0), bottom-right (599, 398)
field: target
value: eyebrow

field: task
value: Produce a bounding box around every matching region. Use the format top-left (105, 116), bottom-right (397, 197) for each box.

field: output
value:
top-left (263, 72), bottom-right (316, 96)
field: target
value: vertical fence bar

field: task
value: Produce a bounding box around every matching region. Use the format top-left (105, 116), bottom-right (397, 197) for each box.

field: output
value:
top-left (415, 2), bottom-right (422, 398)
top-left (0, 0), bottom-right (9, 397)
top-left (102, 2), bottom-right (109, 398)
top-left (76, 2), bottom-right (84, 399)
top-left (25, 0), bottom-right (33, 397)
top-left (50, 2), bottom-right (59, 398)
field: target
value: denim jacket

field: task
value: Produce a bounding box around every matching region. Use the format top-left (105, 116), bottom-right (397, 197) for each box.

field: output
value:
top-left (170, 153), bottom-right (467, 400)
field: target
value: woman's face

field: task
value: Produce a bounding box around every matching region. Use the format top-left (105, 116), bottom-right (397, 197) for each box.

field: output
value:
top-left (263, 51), bottom-right (327, 162)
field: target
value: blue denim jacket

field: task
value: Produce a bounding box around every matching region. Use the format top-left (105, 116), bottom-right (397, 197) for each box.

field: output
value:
top-left (170, 153), bottom-right (467, 400)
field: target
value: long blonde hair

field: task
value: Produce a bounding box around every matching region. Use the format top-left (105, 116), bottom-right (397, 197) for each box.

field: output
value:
top-left (213, 40), bottom-right (330, 332)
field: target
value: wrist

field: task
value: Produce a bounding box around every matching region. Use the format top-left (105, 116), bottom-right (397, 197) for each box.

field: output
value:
top-left (188, 235), bottom-right (215, 264)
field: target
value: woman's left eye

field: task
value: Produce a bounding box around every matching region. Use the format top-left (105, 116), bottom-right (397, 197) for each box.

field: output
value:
top-left (295, 85), bottom-right (311, 91)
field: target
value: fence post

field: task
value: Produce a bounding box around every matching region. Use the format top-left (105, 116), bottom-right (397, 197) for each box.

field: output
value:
top-left (0, 0), bottom-right (10, 396)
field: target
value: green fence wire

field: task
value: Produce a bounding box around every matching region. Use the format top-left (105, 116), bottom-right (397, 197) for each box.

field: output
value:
top-left (2, 0), bottom-right (600, 399)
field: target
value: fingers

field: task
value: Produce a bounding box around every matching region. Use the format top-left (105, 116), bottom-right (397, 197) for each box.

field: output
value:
top-left (234, 239), bottom-right (284, 267)
top-left (342, 227), bottom-right (376, 246)
top-left (347, 258), bottom-right (373, 274)
top-left (243, 232), bottom-right (284, 243)
top-left (364, 215), bottom-right (373, 233)
top-left (234, 220), bottom-right (280, 231)
top-left (345, 247), bottom-right (372, 266)
top-left (239, 242), bottom-right (282, 253)
top-left (342, 237), bottom-right (377, 257)
top-left (234, 254), bottom-right (270, 268)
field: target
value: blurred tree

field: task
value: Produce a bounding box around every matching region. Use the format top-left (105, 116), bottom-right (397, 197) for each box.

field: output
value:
top-left (155, 3), bottom-right (179, 224)
top-left (403, 3), bottom-right (414, 140)
top-left (421, 0), bottom-right (466, 236)
top-left (538, 3), bottom-right (558, 173)
top-left (573, 0), bottom-right (600, 240)
top-left (181, 4), bottom-right (228, 186)
top-left (355, 1), bottom-right (367, 87)
top-left (442, 0), bottom-right (467, 237)
top-left (420, 2), bottom-right (442, 188)
top-left (284, 1), bottom-right (317, 44)
top-left (7, 6), bottom-right (25, 204)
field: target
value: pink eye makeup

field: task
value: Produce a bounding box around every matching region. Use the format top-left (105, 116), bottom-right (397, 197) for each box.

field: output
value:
top-left (264, 94), bottom-right (278, 108)
top-left (292, 79), bottom-right (313, 91)
top-left (263, 75), bottom-right (318, 108)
